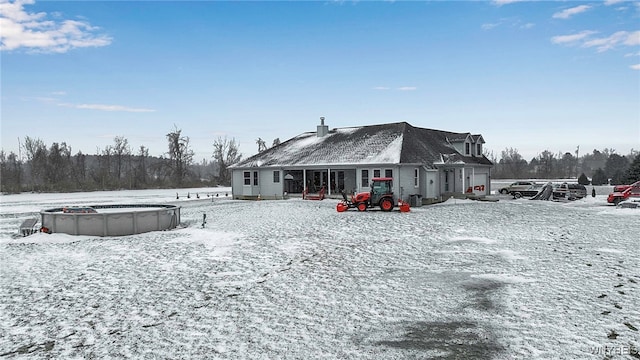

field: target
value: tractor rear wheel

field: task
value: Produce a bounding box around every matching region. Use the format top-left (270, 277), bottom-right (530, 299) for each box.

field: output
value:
top-left (357, 203), bottom-right (367, 212)
top-left (380, 198), bottom-right (393, 211)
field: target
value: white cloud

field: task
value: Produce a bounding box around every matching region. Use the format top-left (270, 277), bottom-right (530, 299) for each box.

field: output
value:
top-left (552, 5), bottom-right (592, 19)
top-left (551, 30), bottom-right (597, 45)
top-left (0, 0), bottom-right (112, 53)
top-left (491, 0), bottom-right (525, 6)
top-left (482, 22), bottom-right (499, 30)
top-left (482, 18), bottom-right (534, 31)
top-left (583, 30), bottom-right (640, 52)
top-left (552, 30), bottom-right (640, 70)
top-left (604, 0), bottom-right (625, 5)
top-left (623, 30), bottom-right (640, 46)
top-left (373, 86), bottom-right (390, 90)
top-left (58, 103), bottom-right (156, 113)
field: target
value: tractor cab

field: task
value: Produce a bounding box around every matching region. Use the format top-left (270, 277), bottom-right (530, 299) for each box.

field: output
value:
top-left (370, 177), bottom-right (393, 205)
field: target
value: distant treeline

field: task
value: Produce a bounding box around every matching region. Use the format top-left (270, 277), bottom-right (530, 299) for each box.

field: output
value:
top-left (487, 147), bottom-right (639, 185)
top-left (0, 127), bottom-right (242, 194)
top-left (2, 132), bottom-right (639, 193)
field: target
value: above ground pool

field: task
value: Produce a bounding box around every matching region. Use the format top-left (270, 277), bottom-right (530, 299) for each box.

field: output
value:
top-left (40, 204), bottom-right (181, 237)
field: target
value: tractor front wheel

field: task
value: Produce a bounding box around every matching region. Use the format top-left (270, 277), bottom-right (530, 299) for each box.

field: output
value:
top-left (380, 198), bottom-right (394, 211)
top-left (357, 203), bottom-right (367, 212)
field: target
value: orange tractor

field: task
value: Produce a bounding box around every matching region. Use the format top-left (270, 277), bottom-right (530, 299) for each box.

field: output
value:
top-left (336, 177), bottom-right (410, 212)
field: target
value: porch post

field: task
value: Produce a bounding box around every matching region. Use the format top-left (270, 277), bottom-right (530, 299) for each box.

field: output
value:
top-left (397, 165), bottom-right (402, 201)
top-left (472, 167), bottom-right (475, 192)
top-left (461, 167), bottom-right (465, 194)
top-left (327, 167), bottom-right (331, 196)
top-left (303, 170), bottom-right (307, 194)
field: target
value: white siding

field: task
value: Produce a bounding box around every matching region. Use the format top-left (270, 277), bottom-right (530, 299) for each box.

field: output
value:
top-left (425, 170), bottom-right (438, 199)
top-left (259, 169), bottom-right (283, 198)
top-left (397, 167), bottom-right (417, 203)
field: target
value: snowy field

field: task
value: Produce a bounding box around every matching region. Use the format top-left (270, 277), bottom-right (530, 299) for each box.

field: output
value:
top-left (1, 186), bottom-right (639, 359)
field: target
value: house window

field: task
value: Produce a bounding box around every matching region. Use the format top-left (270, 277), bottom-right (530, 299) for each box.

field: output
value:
top-left (244, 171), bottom-right (250, 185)
top-left (373, 169), bottom-right (381, 178)
top-left (361, 170), bottom-right (369, 187)
top-left (253, 171), bottom-right (259, 186)
top-left (273, 170), bottom-right (280, 183)
top-left (385, 169), bottom-right (393, 178)
top-left (414, 168), bottom-right (419, 187)
top-left (465, 142), bottom-right (470, 155)
top-left (477, 143), bottom-right (482, 156)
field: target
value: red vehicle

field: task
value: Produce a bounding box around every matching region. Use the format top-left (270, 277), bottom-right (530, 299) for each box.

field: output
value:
top-left (607, 180), bottom-right (640, 205)
top-left (337, 177), bottom-right (409, 212)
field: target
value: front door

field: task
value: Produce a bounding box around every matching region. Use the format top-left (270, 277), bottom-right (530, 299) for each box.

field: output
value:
top-left (337, 171), bottom-right (344, 192)
top-left (444, 170), bottom-right (450, 192)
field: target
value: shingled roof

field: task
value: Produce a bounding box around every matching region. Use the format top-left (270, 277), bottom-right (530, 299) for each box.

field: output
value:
top-left (231, 122), bottom-right (493, 169)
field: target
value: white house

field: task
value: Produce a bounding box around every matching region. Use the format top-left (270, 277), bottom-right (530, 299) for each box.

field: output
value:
top-left (230, 118), bottom-right (493, 203)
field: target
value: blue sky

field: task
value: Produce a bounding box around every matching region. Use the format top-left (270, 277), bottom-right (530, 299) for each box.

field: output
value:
top-left (1, 0), bottom-right (639, 163)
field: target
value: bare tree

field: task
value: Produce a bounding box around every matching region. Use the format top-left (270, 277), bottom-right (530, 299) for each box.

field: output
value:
top-left (71, 150), bottom-right (86, 188)
top-left (134, 145), bottom-right (149, 188)
top-left (46, 142), bottom-right (72, 189)
top-left (166, 126), bottom-right (194, 186)
top-left (0, 150), bottom-right (22, 193)
top-left (90, 145), bottom-right (113, 189)
top-left (500, 147), bottom-right (528, 179)
top-left (559, 152), bottom-right (576, 178)
top-left (112, 136), bottom-right (131, 186)
top-left (22, 136), bottom-right (47, 190)
top-left (256, 137), bottom-right (267, 153)
top-left (536, 150), bottom-right (556, 178)
top-left (213, 136), bottom-right (242, 186)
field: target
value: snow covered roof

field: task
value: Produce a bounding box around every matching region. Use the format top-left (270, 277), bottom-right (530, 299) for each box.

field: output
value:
top-left (232, 122), bottom-right (493, 169)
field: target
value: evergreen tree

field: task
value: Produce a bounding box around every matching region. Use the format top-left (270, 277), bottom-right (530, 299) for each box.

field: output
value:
top-left (577, 173), bottom-right (590, 185)
top-left (604, 154), bottom-right (629, 182)
top-left (591, 168), bottom-right (608, 185)
top-left (623, 155), bottom-right (640, 183)
top-left (610, 170), bottom-right (626, 185)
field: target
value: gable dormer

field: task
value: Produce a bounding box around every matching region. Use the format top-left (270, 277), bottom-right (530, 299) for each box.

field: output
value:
top-left (471, 134), bottom-right (485, 157)
top-left (446, 133), bottom-right (473, 156)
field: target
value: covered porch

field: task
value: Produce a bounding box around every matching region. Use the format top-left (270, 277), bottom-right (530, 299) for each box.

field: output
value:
top-left (282, 168), bottom-right (357, 197)
top-left (438, 165), bottom-right (489, 197)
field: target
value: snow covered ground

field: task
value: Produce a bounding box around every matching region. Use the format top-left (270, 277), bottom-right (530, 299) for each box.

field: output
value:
top-left (1, 187), bottom-right (638, 359)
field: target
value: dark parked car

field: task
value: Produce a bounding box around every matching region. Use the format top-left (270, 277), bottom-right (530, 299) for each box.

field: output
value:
top-left (553, 183), bottom-right (587, 200)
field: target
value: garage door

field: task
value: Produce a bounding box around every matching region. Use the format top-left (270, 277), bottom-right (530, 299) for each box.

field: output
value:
top-left (471, 173), bottom-right (487, 195)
